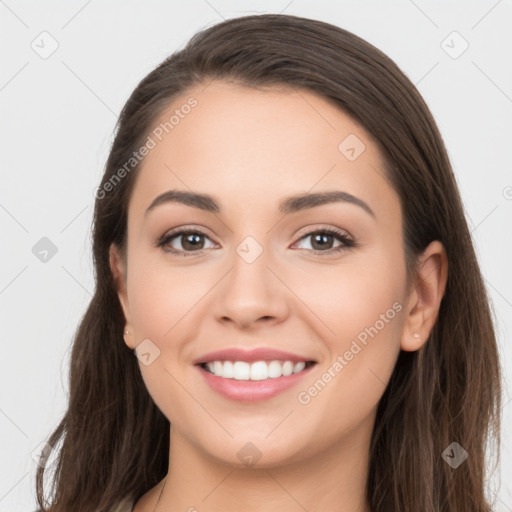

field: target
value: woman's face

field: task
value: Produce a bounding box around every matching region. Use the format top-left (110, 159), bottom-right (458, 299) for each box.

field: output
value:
top-left (111, 80), bottom-right (414, 468)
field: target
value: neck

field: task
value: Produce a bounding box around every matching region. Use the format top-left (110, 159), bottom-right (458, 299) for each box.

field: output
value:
top-left (154, 421), bottom-right (372, 512)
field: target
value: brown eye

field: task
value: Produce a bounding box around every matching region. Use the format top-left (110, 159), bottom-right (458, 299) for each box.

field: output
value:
top-left (157, 229), bottom-right (215, 255)
top-left (309, 232), bottom-right (336, 250)
top-left (293, 228), bottom-right (355, 254)
top-left (178, 232), bottom-right (206, 251)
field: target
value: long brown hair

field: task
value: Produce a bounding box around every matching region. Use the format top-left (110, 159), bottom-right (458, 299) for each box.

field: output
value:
top-left (35, 13), bottom-right (502, 512)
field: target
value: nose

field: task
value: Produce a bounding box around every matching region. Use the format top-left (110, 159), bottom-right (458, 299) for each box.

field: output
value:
top-left (213, 247), bottom-right (290, 330)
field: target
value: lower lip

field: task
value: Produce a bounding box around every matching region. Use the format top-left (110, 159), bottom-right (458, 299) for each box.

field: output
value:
top-left (195, 363), bottom-right (316, 402)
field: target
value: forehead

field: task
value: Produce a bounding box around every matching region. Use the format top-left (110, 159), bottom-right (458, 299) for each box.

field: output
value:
top-left (128, 80), bottom-right (399, 223)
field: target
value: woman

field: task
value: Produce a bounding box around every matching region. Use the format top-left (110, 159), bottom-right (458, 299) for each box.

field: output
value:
top-left (35, 13), bottom-right (502, 512)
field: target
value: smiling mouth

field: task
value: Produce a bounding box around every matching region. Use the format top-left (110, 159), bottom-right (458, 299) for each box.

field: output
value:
top-left (198, 360), bottom-right (317, 380)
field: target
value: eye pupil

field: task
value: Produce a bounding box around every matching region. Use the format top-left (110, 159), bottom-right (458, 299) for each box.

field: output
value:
top-left (182, 233), bottom-right (204, 250)
top-left (311, 233), bottom-right (333, 250)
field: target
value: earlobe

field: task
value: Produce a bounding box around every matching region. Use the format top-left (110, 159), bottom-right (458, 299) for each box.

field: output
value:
top-left (400, 240), bottom-right (448, 352)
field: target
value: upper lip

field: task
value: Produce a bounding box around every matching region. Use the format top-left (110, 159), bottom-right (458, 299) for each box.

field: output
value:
top-left (193, 347), bottom-right (317, 365)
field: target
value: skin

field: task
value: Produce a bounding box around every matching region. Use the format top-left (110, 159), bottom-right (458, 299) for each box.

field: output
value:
top-left (109, 80), bottom-right (448, 512)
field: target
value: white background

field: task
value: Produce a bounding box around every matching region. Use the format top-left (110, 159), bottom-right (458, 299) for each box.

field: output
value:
top-left (0, 1), bottom-right (511, 510)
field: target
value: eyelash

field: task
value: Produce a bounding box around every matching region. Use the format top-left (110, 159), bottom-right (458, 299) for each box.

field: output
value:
top-left (155, 226), bottom-right (356, 257)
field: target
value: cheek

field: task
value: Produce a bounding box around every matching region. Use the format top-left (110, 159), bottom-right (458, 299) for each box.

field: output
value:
top-left (125, 255), bottom-right (208, 422)
top-left (290, 247), bottom-right (405, 344)
top-left (126, 253), bottom-right (210, 341)
top-left (292, 247), bottom-right (405, 419)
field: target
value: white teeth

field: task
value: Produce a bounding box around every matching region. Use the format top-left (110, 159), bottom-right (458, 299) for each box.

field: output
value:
top-left (204, 360), bottom-right (309, 380)
top-left (233, 361), bottom-right (249, 380)
top-left (268, 360), bottom-right (283, 378)
top-left (282, 361), bottom-right (294, 376)
top-left (221, 361), bottom-right (234, 378)
top-left (213, 361), bottom-right (222, 374)
top-left (293, 361), bottom-right (306, 373)
top-left (250, 361), bottom-right (268, 380)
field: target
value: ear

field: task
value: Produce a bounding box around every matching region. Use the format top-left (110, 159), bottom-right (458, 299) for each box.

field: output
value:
top-left (401, 240), bottom-right (448, 351)
top-left (109, 243), bottom-right (135, 349)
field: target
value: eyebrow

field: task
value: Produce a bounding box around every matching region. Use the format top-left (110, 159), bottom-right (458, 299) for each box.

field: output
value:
top-left (144, 189), bottom-right (375, 218)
